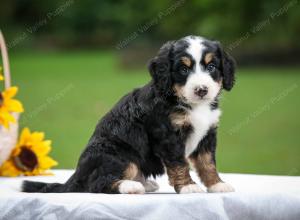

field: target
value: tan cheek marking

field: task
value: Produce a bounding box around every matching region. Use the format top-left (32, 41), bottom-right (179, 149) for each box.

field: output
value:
top-left (181, 56), bottom-right (192, 67)
top-left (173, 84), bottom-right (185, 99)
top-left (204, 53), bottom-right (214, 65)
top-left (190, 153), bottom-right (221, 187)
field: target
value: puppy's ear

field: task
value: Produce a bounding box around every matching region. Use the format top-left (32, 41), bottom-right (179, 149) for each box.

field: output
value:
top-left (215, 42), bottom-right (236, 91)
top-left (148, 41), bottom-right (174, 96)
top-left (222, 50), bottom-right (236, 91)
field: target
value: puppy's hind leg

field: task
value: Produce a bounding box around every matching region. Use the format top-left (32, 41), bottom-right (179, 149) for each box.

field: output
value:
top-left (111, 163), bottom-right (146, 194)
top-left (74, 151), bottom-right (131, 193)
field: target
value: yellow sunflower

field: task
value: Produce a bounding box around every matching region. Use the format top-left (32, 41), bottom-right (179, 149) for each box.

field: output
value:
top-left (0, 86), bottom-right (24, 128)
top-left (0, 128), bottom-right (58, 177)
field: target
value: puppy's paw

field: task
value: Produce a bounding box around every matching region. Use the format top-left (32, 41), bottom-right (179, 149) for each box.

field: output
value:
top-left (179, 184), bottom-right (205, 194)
top-left (118, 180), bottom-right (145, 194)
top-left (144, 180), bottom-right (159, 192)
top-left (207, 182), bottom-right (235, 193)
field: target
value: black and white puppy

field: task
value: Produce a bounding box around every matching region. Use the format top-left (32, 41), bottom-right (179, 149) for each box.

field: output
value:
top-left (22, 35), bottom-right (235, 194)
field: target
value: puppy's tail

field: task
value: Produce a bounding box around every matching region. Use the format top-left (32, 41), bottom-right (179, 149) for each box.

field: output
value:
top-left (22, 180), bottom-right (64, 193)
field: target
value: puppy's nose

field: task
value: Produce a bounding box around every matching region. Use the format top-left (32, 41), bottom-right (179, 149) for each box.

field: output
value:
top-left (194, 86), bottom-right (208, 98)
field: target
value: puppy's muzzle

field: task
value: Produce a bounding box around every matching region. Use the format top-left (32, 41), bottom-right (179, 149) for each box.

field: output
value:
top-left (194, 86), bottom-right (208, 98)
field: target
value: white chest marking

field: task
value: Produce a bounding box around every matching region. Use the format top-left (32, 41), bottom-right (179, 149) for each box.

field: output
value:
top-left (185, 105), bottom-right (221, 157)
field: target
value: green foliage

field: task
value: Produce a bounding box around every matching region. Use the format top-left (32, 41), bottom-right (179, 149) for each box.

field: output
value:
top-left (1, 0), bottom-right (299, 50)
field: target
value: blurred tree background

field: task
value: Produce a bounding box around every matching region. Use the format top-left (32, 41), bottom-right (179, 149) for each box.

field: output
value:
top-left (1, 0), bottom-right (300, 65)
top-left (0, 0), bottom-right (299, 175)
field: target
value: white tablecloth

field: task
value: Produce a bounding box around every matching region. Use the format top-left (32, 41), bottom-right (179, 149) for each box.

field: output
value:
top-left (0, 170), bottom-right (300, 220)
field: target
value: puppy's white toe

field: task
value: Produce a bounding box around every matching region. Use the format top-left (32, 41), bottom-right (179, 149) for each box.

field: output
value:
top-left (207, 182), bottom-right (235, 193)
top-left (179, 184), bottom-right (205, 194)
top-left (144, 180), bottom-right (159, 192)
top-left (118, 180), bottom-right (145, 194)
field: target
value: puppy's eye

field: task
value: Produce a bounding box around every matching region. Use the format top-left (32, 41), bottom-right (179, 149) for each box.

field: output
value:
top-left (179, 66), bottom-right (189, 75)
top-left (207, 63), bottom-right (216, 72)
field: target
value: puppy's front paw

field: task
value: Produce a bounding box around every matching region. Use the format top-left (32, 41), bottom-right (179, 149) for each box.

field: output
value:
top-left (118, 180), bottom-right (145, 194)
top-left (207, 182), bottom-right (235, 193)
top-left (179, 184), bottom-right (205, 194)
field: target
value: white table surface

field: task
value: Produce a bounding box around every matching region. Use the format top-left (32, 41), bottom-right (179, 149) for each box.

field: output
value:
top-left (1, 169), bottom-right (300, 220)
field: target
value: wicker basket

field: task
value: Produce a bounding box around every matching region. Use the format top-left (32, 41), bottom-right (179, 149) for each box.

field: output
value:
top-left (0, 30), bottom-right (20, 166)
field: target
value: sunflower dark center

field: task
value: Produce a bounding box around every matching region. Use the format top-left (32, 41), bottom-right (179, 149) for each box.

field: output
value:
top-left (0, 93), bottom-right (3, 106)
top-left (14, 147), bottom-right (38, 171)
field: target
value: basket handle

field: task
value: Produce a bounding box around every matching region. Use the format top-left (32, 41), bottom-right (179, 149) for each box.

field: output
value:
top-left (0, 30), bottom-right (11, 89)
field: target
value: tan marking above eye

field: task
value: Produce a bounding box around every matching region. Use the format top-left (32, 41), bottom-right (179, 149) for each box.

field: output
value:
top-left (173, 84), bottom-right (185, 99)
top-left (181, 56), bottom-right (192, 67)
top-left (204, 53), bottom-right (214, 65)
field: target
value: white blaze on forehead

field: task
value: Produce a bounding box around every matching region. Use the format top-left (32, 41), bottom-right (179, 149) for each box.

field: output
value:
top-left (185, 36), bottom-right (205, 69)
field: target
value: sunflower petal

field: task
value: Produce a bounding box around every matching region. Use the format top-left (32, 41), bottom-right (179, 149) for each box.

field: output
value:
top-left (18, 128), bottom-right (31, 146)
top-left (5, 99), bottom-right (24, 112)
top-left (0, 160), bottom-right (22, 177)
top-left (31, 132), bottom-right (45, 143)
top-left (0, 86), bottom-right (23, 128)
top-left (0, 111), bottom-right (16, 128)
top-left (2, 87), bottom-right (18, 99)
top-left (38, 156), bottom-right (58, 169)
top-left (32, 142), bottom-right (51, 156)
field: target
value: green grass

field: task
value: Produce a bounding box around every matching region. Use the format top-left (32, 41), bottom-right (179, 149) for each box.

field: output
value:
top-left (5, 51), bottom-right (300, 176)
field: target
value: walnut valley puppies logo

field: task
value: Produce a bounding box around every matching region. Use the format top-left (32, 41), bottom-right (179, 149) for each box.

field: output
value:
top-left (115, 0), bottom-right (186, 50)
top-left (227, 0), bottom-right (298, 51)
top-left (7, 0), bottom-right (74, 50)
top-left (228, 83), bottom-right (298, 135)
top-left (21, 83), bottom-right (75, 126)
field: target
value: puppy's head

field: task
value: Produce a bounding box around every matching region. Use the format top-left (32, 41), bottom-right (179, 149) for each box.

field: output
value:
top-left (148, 35), bottom-right (236, 105)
